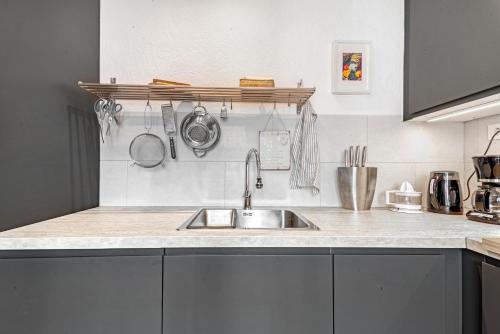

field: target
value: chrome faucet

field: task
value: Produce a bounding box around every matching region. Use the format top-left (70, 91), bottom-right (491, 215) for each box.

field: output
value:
top-left (243, 148), bottom-right (263, 210)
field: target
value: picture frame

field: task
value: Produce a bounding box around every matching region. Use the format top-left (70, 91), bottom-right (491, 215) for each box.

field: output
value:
top-left (332, 41), bottom-right (371, 94)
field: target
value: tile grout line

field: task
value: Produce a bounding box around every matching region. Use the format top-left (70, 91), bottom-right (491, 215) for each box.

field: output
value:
top-left (125, 160), bottom-right (129, 206)
top-left (223, 161), bottom-right (227, 208)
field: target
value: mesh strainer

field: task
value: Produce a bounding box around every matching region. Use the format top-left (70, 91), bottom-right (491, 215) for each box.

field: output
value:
top-left (129, 101), bottom-right (166, 168)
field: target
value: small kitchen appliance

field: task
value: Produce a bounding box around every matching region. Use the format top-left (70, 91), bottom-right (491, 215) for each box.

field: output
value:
top-left (386, 181), bottom-right (423, 213)
top-left (466, 155), bottom-right (500, 224)
top-left (427, 171), bottom-right (463, 215)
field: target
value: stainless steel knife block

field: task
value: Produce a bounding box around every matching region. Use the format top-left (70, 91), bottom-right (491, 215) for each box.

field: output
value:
top-left (338, 167), bottom-right (377, 211)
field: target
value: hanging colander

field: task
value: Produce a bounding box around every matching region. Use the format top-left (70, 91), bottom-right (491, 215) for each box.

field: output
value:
top-left (180, 104), bottom-right (221, 158)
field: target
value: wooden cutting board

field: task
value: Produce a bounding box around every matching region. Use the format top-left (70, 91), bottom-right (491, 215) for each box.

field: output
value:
top-left (483, 238), bottom-right (500, 255)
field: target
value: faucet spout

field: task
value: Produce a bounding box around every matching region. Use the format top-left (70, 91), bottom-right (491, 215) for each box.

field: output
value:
top-left (243, 148), bottom-right (263, 209)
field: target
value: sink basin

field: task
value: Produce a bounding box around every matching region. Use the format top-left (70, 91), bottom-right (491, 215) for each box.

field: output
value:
top-left (177, 209), bottom-right (319, 230)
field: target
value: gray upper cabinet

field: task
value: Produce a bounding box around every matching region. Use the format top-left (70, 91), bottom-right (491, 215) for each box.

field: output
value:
top-left (333, 252), bottom-right (460, 334)
top-left (404, 0), bottom-right (500, 120)
top-left (164, 254), bottom-right (333, 334)
top-left (0, 255), bottom-right (163, 334)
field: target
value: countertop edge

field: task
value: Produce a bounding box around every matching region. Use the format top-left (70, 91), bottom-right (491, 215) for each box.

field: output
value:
top-left (466, 238), bottom-right (500, 261)
top-left (0, 236), bottom-right (467, 251)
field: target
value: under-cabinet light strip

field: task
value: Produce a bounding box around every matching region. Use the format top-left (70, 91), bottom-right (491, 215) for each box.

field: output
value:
top-left (427, 99), bottom-right (500, 122)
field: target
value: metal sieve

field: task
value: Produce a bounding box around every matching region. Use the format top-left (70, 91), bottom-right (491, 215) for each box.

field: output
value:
top-left (129, 101), bottom-right (166, 168)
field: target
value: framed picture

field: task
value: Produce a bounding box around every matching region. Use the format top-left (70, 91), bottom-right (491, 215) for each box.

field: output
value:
top-left (332, 41), bottom-right (371, 94)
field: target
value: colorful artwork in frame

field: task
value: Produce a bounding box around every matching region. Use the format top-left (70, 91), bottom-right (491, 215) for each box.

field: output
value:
top-left (342, 53), bottom-right (362, 81)
top-left (332, 41), bottom-right (371, 94)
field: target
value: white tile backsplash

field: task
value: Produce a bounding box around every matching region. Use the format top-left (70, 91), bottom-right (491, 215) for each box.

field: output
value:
top-left (414, 162), bottom-right (465, 209)
top-left (100, 113), bottom-right (465, 208)
top-left (464, 120), bottom-right (479, 161)
top-left (367, 116), bottom-right (464, 163)
top-left (126, 161), bottom-right (225, 206)
top-left (371, 163), bottom-right (416, 207)
top-left (318, 116), bottom-right (367, 163)
top-left (100, 160), bottom-right (128, 206)
top-left (319, 163), bottom-right (343, 207)
top-left (464, 114), bottom-right (500, 210)
top-left (464, 162), bottom-right (479, 210)
top-left (477, 114), bottom-right (500, 154)
top-left (224, 162), bottom-right (321, 207)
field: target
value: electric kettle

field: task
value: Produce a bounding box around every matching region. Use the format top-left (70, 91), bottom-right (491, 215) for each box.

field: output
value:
top-left (427, 171), bottom-right (463, 215)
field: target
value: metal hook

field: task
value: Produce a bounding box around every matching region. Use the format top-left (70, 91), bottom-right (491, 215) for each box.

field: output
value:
top-left (296, 100), bottom-right (303, 114)
top-left (144, 99), bottom-right (152, 132)
top-left (230, 99), bottom-right (233, 110)
top-left (197, 95), bottom-right (201, 107)
top-left (288, 93), bottom-right (291, 107)
top-left (220, 98), bottom-right (228, 119)
top-left (273, 101), bottom-right (276, 110)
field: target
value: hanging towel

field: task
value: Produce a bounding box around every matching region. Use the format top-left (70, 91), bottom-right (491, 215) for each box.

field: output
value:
top-left (289, 100), bottom-right (320, 194)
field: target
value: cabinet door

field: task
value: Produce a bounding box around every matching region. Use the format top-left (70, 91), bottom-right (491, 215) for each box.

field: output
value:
top-left (405, 0), bottom-right (500, 119)
top-left (164, 255), bottom-right (333, 334)
top-left (482, 262), bottom-right (500, 334)
top-left (334, 254), bottom-right (447, 334)
top-left (0, 256), bottom-right (162, 334)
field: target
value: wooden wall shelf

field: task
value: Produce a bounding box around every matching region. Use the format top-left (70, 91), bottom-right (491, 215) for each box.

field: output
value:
top-left (78, 82), bottom-right (315, 105)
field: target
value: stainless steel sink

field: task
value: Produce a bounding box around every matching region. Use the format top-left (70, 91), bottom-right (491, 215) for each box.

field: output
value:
top-left (177, 209), bottom-right (319, 230)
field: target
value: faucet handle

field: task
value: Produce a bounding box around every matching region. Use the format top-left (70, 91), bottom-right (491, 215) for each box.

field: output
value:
top-left (256, 177), bottom-right (263, 189)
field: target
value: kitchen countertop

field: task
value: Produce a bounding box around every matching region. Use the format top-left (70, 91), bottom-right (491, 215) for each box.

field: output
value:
top-left (1, 207), bottom-right (500, 253)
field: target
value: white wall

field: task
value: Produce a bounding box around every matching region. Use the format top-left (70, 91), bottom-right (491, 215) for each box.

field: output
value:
top-left (99, 0), bottom-right (466, 208)
top-left (101, 0), bottom-right (404, 115)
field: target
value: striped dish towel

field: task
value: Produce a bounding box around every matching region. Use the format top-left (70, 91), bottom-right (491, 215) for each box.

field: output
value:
top-left (289, 100), bottom-right (320, 194)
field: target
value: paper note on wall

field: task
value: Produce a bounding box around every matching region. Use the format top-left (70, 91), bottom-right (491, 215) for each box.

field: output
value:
top-left (259, 130), bottom-right (290, 170)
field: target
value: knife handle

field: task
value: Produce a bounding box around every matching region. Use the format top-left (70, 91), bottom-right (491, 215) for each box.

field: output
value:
top-left (361, 146), bottom-right (367, 167)
top-left (355, 145), bottom-right (360, 167)
top-left (169, 137), bottom-right (176, 159)
top-left (349, 146), bottom-right (354, 167)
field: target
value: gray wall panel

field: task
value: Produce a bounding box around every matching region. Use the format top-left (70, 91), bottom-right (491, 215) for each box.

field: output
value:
top-left (0, 0), bottom-right (100, 231)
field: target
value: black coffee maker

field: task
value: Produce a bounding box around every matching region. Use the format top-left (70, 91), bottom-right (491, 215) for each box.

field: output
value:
top-left (466, 155), bottom-right (500, 224)
top-left (427, 171), bottom-right (463, 215)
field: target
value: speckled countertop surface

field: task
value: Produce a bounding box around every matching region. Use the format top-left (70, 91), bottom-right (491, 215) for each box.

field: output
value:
top-left (1, 207), bottom-right (500, 252)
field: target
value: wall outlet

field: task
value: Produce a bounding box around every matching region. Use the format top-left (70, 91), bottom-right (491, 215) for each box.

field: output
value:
top-left (488, 123), bottom-right (500, 140)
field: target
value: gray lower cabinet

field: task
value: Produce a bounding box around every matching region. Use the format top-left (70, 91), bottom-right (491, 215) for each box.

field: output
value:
top-left (333, 252), bottom-right (460, 334)
top-left (482, 261), bottom-right (500, 334)
top-left (0, 255), bottom-right (163, 334)
top-left (163, 254), bottom-right (333, 334)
